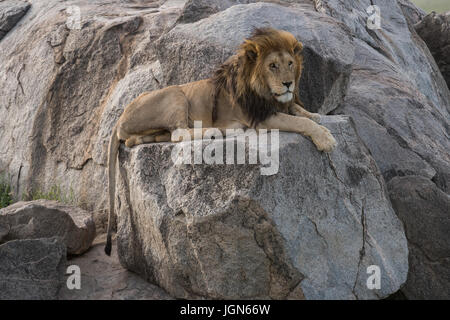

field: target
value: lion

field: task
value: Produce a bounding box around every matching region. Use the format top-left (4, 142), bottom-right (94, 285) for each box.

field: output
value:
top-left (104, 27), bottom-right (337, 255)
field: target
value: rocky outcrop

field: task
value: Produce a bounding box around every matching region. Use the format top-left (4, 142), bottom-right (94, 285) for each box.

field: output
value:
top-left (321, 1), bottom-right (450, 299)
top-left (0, 0), bottom-right (30, 40)
top-left (0, 0), bottom-right (448, 299)
top-left (0, 237), bottom-right (66, 300)
top-left (0, 0), bottom-right (183, 233)
top-left (388, 176), bottom-right (450, 300)
top-left (0, 200), bottom-right (95, 255)
top-left (415, 12), bottom-right (450, 89)
top-left (115, 116), bottom-right (408, 300)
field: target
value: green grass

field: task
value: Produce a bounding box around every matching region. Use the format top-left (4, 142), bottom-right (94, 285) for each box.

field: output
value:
top-left (411, 0), bottom-right (450, 13)
top-left (0, 175), bottom-right (14, 209)
top-left (0, 172), bottom-right (76, 209)
top-left (25, 184), bottom-right (76, 205)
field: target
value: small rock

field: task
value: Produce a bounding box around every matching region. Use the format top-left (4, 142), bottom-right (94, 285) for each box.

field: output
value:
top-left (0, 200), bottom-right (96, 255)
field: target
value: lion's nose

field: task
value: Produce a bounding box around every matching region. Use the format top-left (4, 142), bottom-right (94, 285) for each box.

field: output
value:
top-left (283, 81), bottom-right (293, 89)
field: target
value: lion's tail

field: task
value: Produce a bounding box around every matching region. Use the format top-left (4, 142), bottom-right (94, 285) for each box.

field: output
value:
top-left (105, 124), bottom-right (120, 256)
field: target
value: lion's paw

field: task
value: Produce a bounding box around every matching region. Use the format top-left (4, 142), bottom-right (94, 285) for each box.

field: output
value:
top-left (311, 125), bottom-right (337, 153)
top-left (125, 137), bottom-right (136, 148)
top-left (310, 113), bottom-right (322, 124)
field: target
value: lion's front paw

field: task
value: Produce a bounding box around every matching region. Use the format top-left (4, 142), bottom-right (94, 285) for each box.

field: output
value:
top-left (310, 113), bottom-right (321, 124)
top-left (125, 137), bottom-right (136, 148)
top-left (311, 125), bottom-right (337, 152)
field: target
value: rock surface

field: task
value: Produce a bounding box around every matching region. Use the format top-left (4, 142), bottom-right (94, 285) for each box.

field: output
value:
top-left (397, 0), bottom-right (426, 25)
top-left (59, 237), bottom-right (173, 300)
top-left (115, 116), bottom-right (408, 300)
top-left (388, 176), bottom-right (450, 300)
top-left (0, 0), bottom-right (30, 40)
top-left (0, 200), bottom-right (95, 255)
top-left (415, 12), bottom-right (450, 89)
top-left (0, 237), bottom-right (66, 300)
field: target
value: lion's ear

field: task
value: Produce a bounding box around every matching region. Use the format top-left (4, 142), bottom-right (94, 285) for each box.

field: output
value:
top-left (294, 41), bottom-right (303, 56)
top-left (243, 40), bottom-right (258, 62)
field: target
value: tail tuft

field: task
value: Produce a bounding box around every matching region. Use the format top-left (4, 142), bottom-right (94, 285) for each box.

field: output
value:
top-left (105, 234), bottom-right (112, 256)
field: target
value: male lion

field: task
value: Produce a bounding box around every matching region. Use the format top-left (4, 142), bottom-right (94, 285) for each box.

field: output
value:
top-left (105, 27), bottom-right (337, 255)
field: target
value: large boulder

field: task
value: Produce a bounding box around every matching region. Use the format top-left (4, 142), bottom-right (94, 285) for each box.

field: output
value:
top-left (0, 237), bottom-right (66, 300)
top-left (415, 12), bottom-right (450, 89)
top-left (388, 176), bottom-right (450, 300)
top-left (320, 1), bottom-right (450, 298)
top-left (115, 116), bottom-right (408, 300)
top-left (0, 200), bottom-right (95, 255)
top-left (0, 0), bottom-right (186, 233)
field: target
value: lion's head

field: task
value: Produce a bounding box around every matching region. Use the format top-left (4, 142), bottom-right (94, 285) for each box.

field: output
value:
top-left (213, 28), bottom-right (304, 127)
top-left (240, 28), bottom-right (304, 104)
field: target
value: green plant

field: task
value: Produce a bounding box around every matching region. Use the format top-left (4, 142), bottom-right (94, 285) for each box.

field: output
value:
top-left (0, 176), bottom-right (14, 209)
top-left (25, 184), bottom-right (76, 205)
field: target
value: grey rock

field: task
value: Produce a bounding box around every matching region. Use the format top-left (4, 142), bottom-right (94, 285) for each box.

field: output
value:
top-left (325, 0), bottom-right (450, 192)
top-left (388, 176), bottom-right (450, 299)
top-left (0, 0), bottom-right (30, 40)
top-left (320, 0), bottom-right (450, 300)
top-left (177, 0), bottom-right (312, 24)
top-left (0, 0), bottom-right (188, 232)
top-left (177, 0), bottom-right (223, 23)
top-left (397, 0), bottom-right (426, 25)
top-left (59, 237), bottom-right (173, 300)
top-left (0, 221), bottom-right (8, 242)
top-left (115, 116), bottom-right (408, 300)
top-left (0, 200), bottom-right (95, 255)
top-left (415, 12), bottom-right (450, 89)
top-left (0, 237), bottom-right (66, 300)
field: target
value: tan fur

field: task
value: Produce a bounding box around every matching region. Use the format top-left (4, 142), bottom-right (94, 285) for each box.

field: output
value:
top-left (104, 28), bottom-right (336, 255)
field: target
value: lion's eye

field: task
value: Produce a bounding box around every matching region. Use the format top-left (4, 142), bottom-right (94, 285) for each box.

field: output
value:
top-left (288, 61), bottom-right (293, 67)
top-left (270, 63), bottom-right (278, 69)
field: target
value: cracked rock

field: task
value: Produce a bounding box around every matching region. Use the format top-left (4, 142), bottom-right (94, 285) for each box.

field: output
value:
top-left (0, 237), bottom-right (66, 300)
top-left (388, 176), bottom-right (450, 299)
top-left (115, 115), bottom-right (408, 299)
top-left (0, 0), bottom-right (30, 40)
